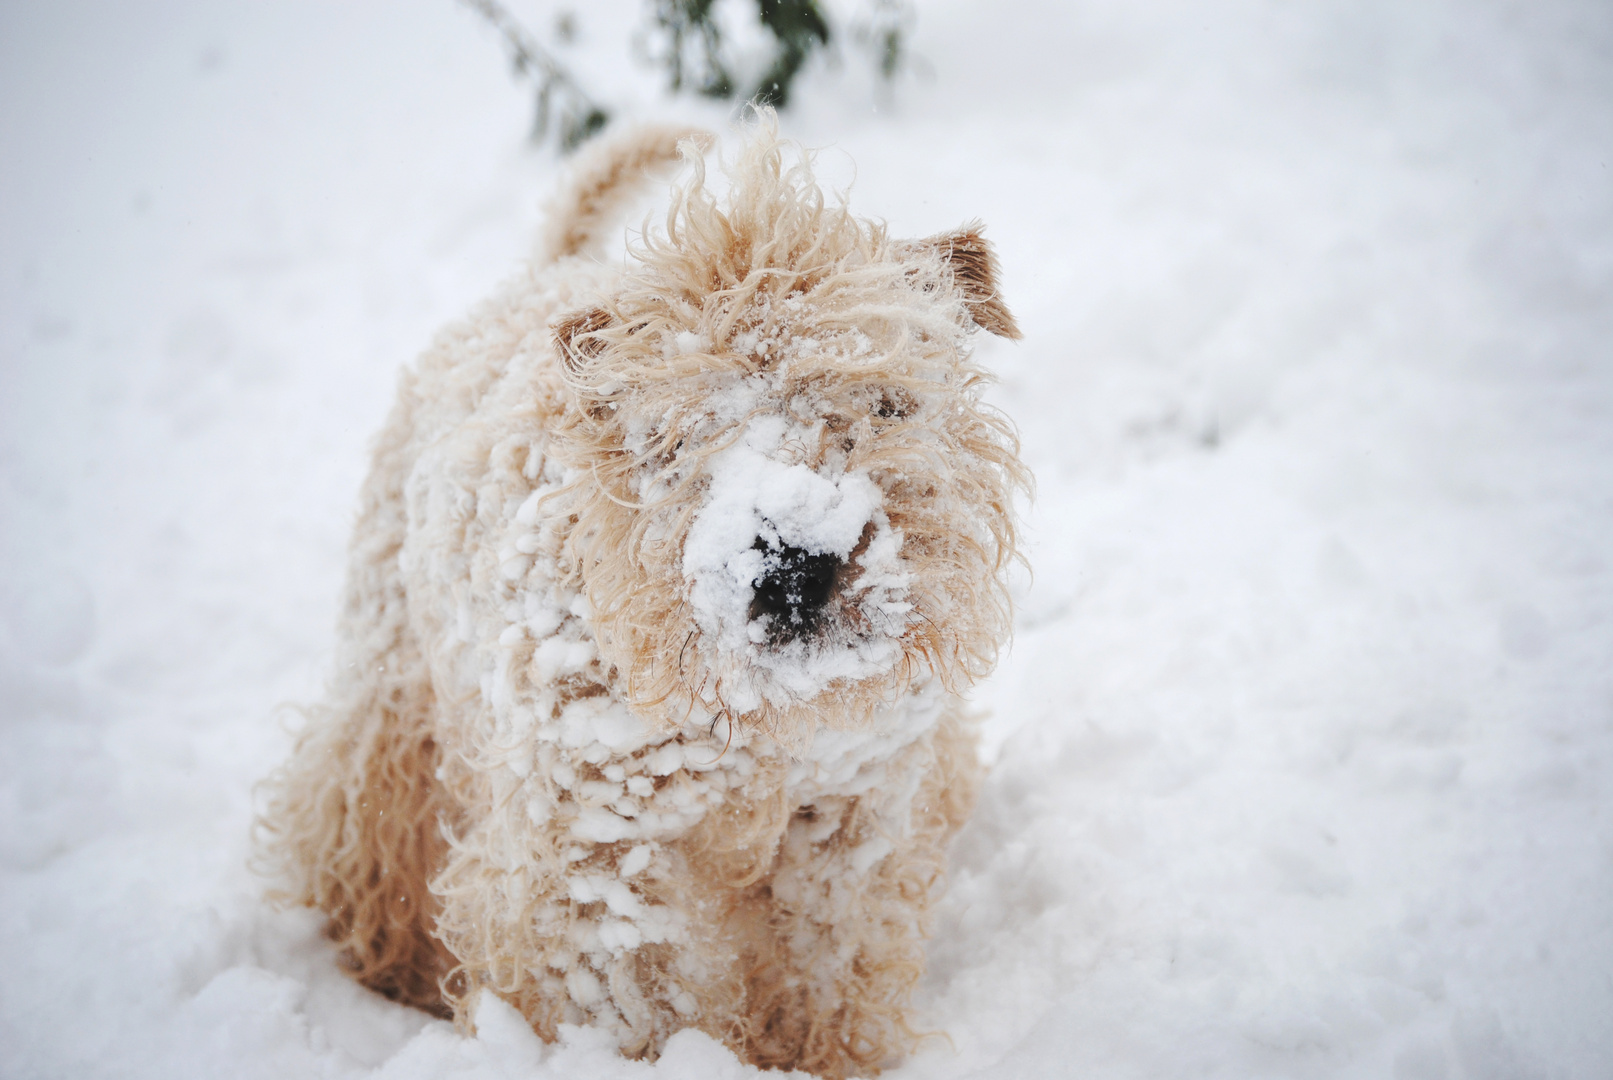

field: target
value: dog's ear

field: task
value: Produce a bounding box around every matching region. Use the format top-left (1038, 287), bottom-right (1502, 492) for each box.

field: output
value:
top-left (553, 307), bottom-right (614, 373)
top-left (908, 223), bottom-right (1022, 340)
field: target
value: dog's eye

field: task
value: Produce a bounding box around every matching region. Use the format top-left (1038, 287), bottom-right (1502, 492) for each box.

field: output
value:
top-left (874, 388), bottom-right (915, 420)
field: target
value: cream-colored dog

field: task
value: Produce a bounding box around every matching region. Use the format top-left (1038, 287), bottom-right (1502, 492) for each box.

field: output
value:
top-left (260, 115), bottom-right (1025, 1079)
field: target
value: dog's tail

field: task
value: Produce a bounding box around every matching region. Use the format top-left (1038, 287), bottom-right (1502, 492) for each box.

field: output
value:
top-left (537, 125), bottom-right (713, 265)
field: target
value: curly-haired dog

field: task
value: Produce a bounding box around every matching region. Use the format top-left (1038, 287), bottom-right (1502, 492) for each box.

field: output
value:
top-left (260, 116), bottom-right (1026, 1079)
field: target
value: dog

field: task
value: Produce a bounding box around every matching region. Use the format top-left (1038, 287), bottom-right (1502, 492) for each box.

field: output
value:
top-left (259, 114), bottom-right (1026, 1079)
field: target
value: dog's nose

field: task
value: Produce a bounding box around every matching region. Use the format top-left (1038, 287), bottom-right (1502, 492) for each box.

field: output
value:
top-left (749, 538), bottom-right (840, 641)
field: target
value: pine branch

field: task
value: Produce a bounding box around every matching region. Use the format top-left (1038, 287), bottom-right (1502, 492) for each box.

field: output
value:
top-left (652, 0), bottom-right (734, 98)
top-left (750, 0), bottom-right (830, 107)
top-left (457, 0), bottom-right (609, 150)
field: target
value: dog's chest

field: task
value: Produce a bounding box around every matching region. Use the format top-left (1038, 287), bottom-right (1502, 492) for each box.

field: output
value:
top-left (400, 377), bottom-right (947, 849)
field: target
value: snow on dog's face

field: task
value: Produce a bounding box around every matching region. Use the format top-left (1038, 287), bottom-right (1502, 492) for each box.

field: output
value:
top-left (549, 128), bottom-right (1026, 745)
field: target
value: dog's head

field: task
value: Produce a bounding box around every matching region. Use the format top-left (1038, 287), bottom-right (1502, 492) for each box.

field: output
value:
top-left (548, 125), bottom-right (1027, 745)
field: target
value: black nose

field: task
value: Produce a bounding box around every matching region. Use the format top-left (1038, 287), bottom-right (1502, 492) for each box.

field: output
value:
top-left (749, 538), bottom-right (840, 641)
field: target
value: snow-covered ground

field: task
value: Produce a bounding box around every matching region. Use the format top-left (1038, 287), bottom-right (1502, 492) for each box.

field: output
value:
top-left (3, 1), bottom-right (1610, 1076)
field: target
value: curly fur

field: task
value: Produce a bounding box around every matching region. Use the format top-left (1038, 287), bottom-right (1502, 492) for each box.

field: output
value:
top-left (259, 113), bottom-right (1026, 1079)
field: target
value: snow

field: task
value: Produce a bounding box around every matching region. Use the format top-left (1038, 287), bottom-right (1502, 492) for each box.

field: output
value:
top-left (2, 0), bottom-right (1610, 1078)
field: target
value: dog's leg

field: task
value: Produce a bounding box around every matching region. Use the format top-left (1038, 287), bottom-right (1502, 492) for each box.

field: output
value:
top-left (258, 381), bottom-right (458, 1015)
top-left (737, 704), bottom-right (983, 1079)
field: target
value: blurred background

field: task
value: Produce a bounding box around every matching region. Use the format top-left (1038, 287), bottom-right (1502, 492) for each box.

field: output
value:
top-left (2, 2), bottom-right (1610, 1077)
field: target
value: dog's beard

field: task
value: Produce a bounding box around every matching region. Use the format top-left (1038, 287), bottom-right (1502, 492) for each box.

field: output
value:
top-left (679, 411), bottom-right (914, 715)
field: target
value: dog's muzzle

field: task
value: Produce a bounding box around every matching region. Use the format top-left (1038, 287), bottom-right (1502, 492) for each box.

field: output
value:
top-left (749, 538), bottom-right (840, 642)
